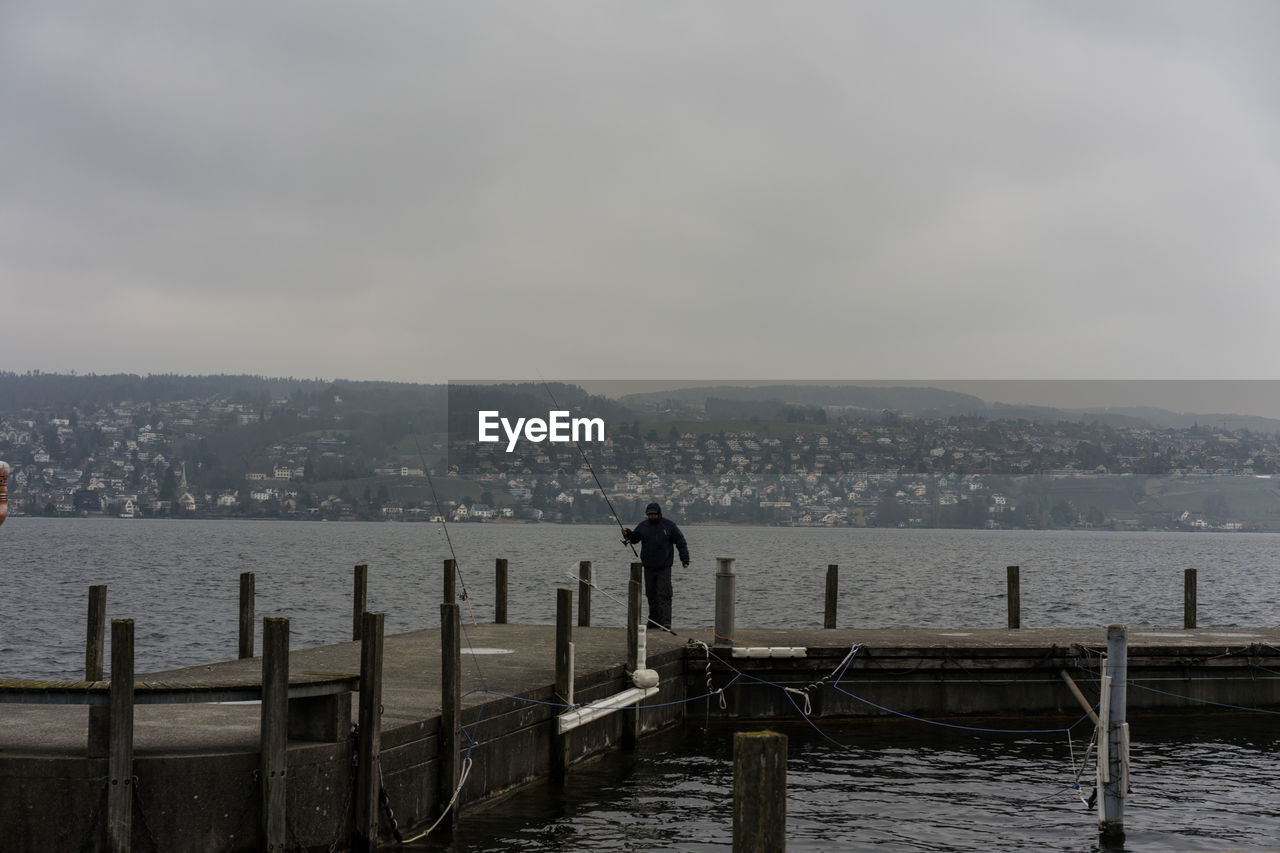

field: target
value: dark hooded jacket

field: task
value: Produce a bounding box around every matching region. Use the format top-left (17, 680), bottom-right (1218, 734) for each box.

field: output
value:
top-left (624, 503), bottom-right (690, 569)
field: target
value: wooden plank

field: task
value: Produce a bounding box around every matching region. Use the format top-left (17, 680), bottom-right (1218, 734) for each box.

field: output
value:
top-left (353, 611), bottom-right (384, 851)
top-left (260, 617), bottom-right (289, 851)
top-left (106, 619), bottom-right (134, 853)
top-left (87, 585), bottom-right (109, 757)
top-left (494, 558), bottom-right (508, 624)
top-left (578, 561), bottom-right (592, 627)
top-left (439, 602), bottom-right (461, 826)
top-left (238, 572), bottom-right (255, 658)
top-left (353, 564), bottom-right (368, 641)
top-left (824, 565), bottom-right (838, 629)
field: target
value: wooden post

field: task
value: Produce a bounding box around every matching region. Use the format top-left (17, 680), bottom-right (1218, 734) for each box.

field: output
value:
top-left (239, 572), bottom-right (256, 658)
top-left (352, 564), bottom-right (368, 641)
top-left (444, 558), bottom-right (456, 605)
top-left (733, 731), bottom-right (787, 853)
top-left (577, 561), bottom-right (592, 627)
top-left (553, 587), bottom-right (573, 781)
top-left (87, 585), bottom-right (107, 679)
top-left (1007, 565), bottom-right (1021, 629)
top-left (1184, 569), bottom-right (1197, 629)
top-left (1099, 624), bottom-right (1129, 838)
top-left (106, 619), bottom-right (134, 853)
top-left (439, 602), bottom-right (461, 827)
top-left (494, 558), bottom-right (508, 624)
top-left (623, 566), bottom-right (643, 751)
top-left (824, 564), bottom-right (838, 629)
top-left (353, 611), bottom-right (384, 852)
top-left (87, 585), bottom-right (109, 757)
top-left (260, 617), bottom-right (289, 852)
top-left (715, 558), bottom-right (736, 648)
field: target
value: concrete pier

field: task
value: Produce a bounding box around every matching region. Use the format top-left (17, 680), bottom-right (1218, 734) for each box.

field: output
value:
top-left (4, 624), bottom-right (1280, 851)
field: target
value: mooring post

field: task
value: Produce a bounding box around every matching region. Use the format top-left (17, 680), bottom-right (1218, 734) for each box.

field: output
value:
top-left (238, 573), bottom-right (256, 658)
top-left (578, 560), bottom-right (592, 627)
top-left (352, 564), bottom-right (368, 641)
top-left (1007, 565), bottom-right (1021, 629)
top-left (260, 617), bottom-right (289, 852)
top-left (87, 585), bottom-right (107, 679)
top-left (444, 558), bottom-right (456, 605)
top-left (623, 565), bottom-right (644, 751)
top-left (824, 564), bottom-right (838, 629)
top-left (439, 601), bottom-right (461, 827)
top-left (715, 557), bottom-right (737, 647)
top-left (553, 587), bottom-right (573, 781)
top-left (495, 558), bottom-right (508, 624)
top-left (733, 730), bottom-right (787, 853)
top-left (1184, 569), bottom-right (1197, 629)
top-left (353, 610), bottom-right (384, 852)
top-left (87, 585), bottom-right (109, 757)
top-left (106, 618), bottom-right (134, 853)
top-left (1099, 624), bottom-right (1129, 839)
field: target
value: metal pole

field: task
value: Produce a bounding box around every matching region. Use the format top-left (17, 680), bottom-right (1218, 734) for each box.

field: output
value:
top-left (353, 611), bottom-right (384, 852)
top-left (715, 558), bottom-right (736, 647)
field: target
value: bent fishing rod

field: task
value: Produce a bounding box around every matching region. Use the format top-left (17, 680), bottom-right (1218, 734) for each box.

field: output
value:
top-left (538, 377), bottom-right (639, 559)
top-left (411, 425), bottom-right (478, 627)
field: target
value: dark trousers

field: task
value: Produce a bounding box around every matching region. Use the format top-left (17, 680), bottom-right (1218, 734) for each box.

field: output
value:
top-left (643, 565), bottom-right (673, 628)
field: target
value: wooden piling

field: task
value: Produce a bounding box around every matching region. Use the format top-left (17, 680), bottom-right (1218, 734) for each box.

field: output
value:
top-left (1184, 569), bottom-right (1197, 629)
top-left (715, 558), bottom-right (736, 647)
top-left (553, 588), bottom-right (573, 781)
top-left (353, 611), bottom-right (384, 852)
top-left (494, 558), bottom-right (508, 624)
top-left (444, 559), bottom-right (456, 605)
top-left (1099, 624), bottom-right (1129, 838)
top-left (824, 564), bottom-right (838, 629)
top-left (577, 561), bottom-right (592, 627)
top-left (623, 567), bottom-right (643, 751)
top-left (1007, 565), bottom-right (1021, 629)
top-left (352, 564), bottom-right (368, 641)
top-left (733, 730), bottom-right (787, 853)
top-left (260, 617), bottom-right (289, 852)
top-left (238, 573), bottom-right (256, 658)
top-left (106, 619), bottom-right (134, 853)
top-left (86, 585), bottom-right (107, 679)
top-left (438, 602), bottom-right (461, 827)
top-left (86, 586), bottom-right (109, 757)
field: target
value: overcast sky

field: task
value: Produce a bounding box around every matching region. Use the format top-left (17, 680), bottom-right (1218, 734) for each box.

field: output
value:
top-left (5, 2), bottom-right (1280, 411)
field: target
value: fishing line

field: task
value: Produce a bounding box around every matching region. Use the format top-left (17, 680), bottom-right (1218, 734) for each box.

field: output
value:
top-left (537, 376), bottom-right (639, 559)
top-left (561, 569), bottom-right (677, 636)
top-left (411, 425), bottom-right (478, 627)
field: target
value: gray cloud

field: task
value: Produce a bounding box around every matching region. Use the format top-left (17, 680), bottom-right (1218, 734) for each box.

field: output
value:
top-left (4, 1), bottom-right (1279, 390)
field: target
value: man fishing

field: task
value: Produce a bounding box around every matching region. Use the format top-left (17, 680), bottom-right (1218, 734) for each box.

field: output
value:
top-left (621, 502), bottom-right (690, 632)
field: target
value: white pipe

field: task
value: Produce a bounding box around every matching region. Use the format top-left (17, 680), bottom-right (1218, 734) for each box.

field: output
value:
top-left (557, 686), bottom-right (659, 734)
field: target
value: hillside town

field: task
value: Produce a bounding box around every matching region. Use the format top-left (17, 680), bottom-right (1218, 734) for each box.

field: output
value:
top-left (3, 390), bottom-right (1280, 531)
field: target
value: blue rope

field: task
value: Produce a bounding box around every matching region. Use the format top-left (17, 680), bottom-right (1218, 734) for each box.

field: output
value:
top-left (830, 685), bottom-right (1095, 734)
top-left (1128, 680), bottom-right (1280, 715)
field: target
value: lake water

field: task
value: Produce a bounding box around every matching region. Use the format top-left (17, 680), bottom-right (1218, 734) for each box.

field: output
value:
top-left (3, 519), bottom-right (1280, 850)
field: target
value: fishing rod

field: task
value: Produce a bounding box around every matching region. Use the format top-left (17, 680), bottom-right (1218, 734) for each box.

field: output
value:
top-left (562, 570), bottom-right (677, 637)
top-left (412, 425), bottom-right (478, 627)
top-left (538, 377), bottom-right (639, 559)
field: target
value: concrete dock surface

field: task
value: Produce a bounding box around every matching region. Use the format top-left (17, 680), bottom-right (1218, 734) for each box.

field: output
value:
top-left (6, 623), bottom-right (1280, 758)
